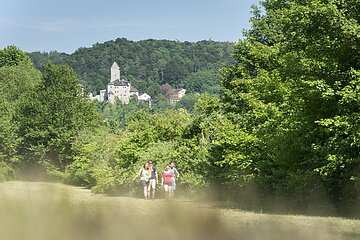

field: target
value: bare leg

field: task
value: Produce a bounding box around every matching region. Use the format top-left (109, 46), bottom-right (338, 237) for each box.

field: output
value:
top-left (170, 190), bottom-right (173, 199)
top-left (143, 186), bottom-right (148, 199)
top-left (147, 185), bottom-right (151, 199)
top-left (164, 184), bottom-right (170, 200)
top-left (149, 180), bottom-right (156, 199)
top-left (170, 181), bottom-right (175, 199)
top-left (151, 188), bottom-right (155, 199)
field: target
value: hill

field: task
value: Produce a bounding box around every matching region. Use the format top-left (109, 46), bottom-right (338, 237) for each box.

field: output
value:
top-left (27, 38), bottom-right (235, 97)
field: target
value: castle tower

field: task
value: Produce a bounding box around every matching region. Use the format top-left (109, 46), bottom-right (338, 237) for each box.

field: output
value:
top-left (111, 62), bottom-right (120, 81)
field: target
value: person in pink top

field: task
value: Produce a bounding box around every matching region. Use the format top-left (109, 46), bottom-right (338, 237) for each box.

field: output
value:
top-left (161, 164), bottom-right (174, 200)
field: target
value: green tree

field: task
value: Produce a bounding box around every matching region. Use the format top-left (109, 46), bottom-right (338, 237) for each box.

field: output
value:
top-left (62, 126), bottom-right (118, 191)
top-left (0, 89), bottom-right (18, 180)
top-left (0, 46), bottom-right (41, 180)
top-left (0, 45), bottom-right (32, 67)
top-left (176, 93), bottom-right (199, 112)
top-left (86, 109), bottom-right (194, 193)
top-left (17, 62), bottom-right (100, 172)
top-left (221, 0), bottom-right (360, 214)
top-left (183, 69), bottom-right (221, 94)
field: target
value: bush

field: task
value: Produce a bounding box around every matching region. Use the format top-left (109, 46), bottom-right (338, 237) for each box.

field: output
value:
top-left (0, 162), bottom-right (13, 182)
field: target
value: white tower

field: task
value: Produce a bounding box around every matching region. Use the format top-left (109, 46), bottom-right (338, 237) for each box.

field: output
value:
top-left (110, 62), bottom-right (120, 81)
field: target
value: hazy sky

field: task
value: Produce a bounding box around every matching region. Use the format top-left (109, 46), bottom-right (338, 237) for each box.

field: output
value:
top-left (1, 0), bottom-right (260, 53)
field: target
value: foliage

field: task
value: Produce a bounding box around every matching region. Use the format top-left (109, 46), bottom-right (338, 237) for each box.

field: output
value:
top-left (219, 0), bottom-right (360, 214)
top-left (175, 93), bottom-right (199, 112)
top-left (17, 62), bottom-right (100, 172)
top-left (27, 39), bottom-right (235, 98)
top-left (80, 109), bottom-right (197, 194)
top-left (60, 108), bottom-right (196, 194)
top-left (0, 162), bottom-right (13, 182)
top-left (62, 127), bottom-right (118, 190)
top-left (0, 89), bottom-right (19, 166)
top-left (100, 98), bottom-right (149, 129)
top-left (183, 69), bottom-right (221, 94)
top-left (0, 45), bottom-right (32, 67)
top-left (0, 46), bottom-right (41, 180)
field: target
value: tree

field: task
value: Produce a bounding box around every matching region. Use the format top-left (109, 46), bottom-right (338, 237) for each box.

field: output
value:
top-left (0, 45), bottom-right (32, 67)
top-left (176, 93), bottom-right (199, 112)
top-left (17, 62), bottom-right (100, 171)
top-left (160, 83), bottom-right (172, 96)
top-left (0, 46), bottom-right (41, 180)
top-left (183, 69), bottom-right (221, 94)
top-left (221, 0), bottom-right (360, 214)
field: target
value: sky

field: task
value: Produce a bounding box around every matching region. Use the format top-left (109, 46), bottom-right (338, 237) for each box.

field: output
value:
top-left (1, 0), bottom-right (260, 53)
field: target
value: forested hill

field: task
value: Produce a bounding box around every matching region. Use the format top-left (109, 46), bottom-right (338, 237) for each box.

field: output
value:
top-left (27, 38), bottom-right (235, 96)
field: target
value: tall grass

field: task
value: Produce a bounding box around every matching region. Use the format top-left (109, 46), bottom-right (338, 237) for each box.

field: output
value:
top-left (0, 182), bottom-right (360, 240)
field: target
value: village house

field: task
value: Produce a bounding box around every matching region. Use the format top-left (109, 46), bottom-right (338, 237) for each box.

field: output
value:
top-left (169, 88), bottom-right (186, 104)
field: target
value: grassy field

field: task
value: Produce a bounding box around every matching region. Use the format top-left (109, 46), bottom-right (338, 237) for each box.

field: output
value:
top-left (0, 181), bottom-right (359, 240)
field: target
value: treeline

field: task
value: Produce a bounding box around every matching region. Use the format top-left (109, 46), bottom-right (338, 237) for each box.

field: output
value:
top-left (1, 0), bottom-right (360, 218)
top-left (0, 45), bottom-right (99, 181)
top-left (28, 39), bottom-right (235, 97)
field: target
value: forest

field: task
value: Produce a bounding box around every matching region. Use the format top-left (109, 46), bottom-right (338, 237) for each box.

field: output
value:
top-left (27, 38), bottom-right (235, 97)
top-left (0, 0), bottom-right (359, 217)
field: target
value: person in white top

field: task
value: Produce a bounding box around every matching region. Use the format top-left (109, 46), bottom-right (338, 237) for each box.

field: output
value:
top-left (138, 162), bottom-right (150, 199)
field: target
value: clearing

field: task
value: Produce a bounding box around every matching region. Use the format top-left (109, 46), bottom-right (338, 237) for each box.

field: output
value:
top-left (0, 181), bottom-right (359, 240)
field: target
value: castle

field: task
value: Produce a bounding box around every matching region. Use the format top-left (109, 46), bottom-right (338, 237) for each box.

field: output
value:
top-left (90, 61), bottom-right (186, 105)
top-left (90, 62), bottom-right (141, 104)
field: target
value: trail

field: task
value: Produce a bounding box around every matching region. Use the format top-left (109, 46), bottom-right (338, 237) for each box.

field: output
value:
top-left (0, 181), bottom-right (360, 240)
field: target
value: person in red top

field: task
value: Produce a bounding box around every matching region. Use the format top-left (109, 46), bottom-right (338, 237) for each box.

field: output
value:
top-left (161, 164), bottom-right (174, 200)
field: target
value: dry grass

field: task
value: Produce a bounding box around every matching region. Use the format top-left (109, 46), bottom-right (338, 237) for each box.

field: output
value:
top-left (0, 181), bottom-right (359, 240)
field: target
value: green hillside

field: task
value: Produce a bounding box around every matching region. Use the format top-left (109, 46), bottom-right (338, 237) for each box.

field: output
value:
top-left (28, 38), bottom-right (235, 96)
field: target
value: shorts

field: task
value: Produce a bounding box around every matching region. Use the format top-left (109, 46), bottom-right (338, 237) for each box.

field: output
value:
top-left (148, 179), bottom-right (156, 189)
top-left (163, 182), bottom-right (172, 186)
top-left (141, 180), bottom-right (149, 187)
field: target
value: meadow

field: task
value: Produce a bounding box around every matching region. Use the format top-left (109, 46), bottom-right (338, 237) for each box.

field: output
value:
top-left (0, 181), bottom-right (360, 240)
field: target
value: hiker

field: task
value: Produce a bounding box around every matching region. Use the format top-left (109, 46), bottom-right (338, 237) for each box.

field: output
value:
top-left (169, 160), bottom-right (180, 199)
top-left (147, 160), bottom-right (158, 199)
top-left (161, 164), bottom-right (174, 200)
top-left (139, 162), bottom-right (150, 199)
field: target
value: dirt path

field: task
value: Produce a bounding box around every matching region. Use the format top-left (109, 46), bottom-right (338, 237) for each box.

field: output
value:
top-left (0, 181), bottom-right (360, 240)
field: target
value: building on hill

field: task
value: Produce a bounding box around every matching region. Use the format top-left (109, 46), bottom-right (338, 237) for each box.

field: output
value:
top-left (138, 93), bottom-right (151, 102)
top-left (138, 92), bottom-right (152, 107)
top-left (169, 88), bottom-right (186, 104)
top-left (90, 62), bottom-right (146, 104)
top-left (106, 62), bottom-right (138, 104)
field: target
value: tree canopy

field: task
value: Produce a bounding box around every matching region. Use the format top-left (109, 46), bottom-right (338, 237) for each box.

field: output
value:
top-left (27, 39), bottom-right (235, 96)
top-left (220, 0), bottom-right (360, 215)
